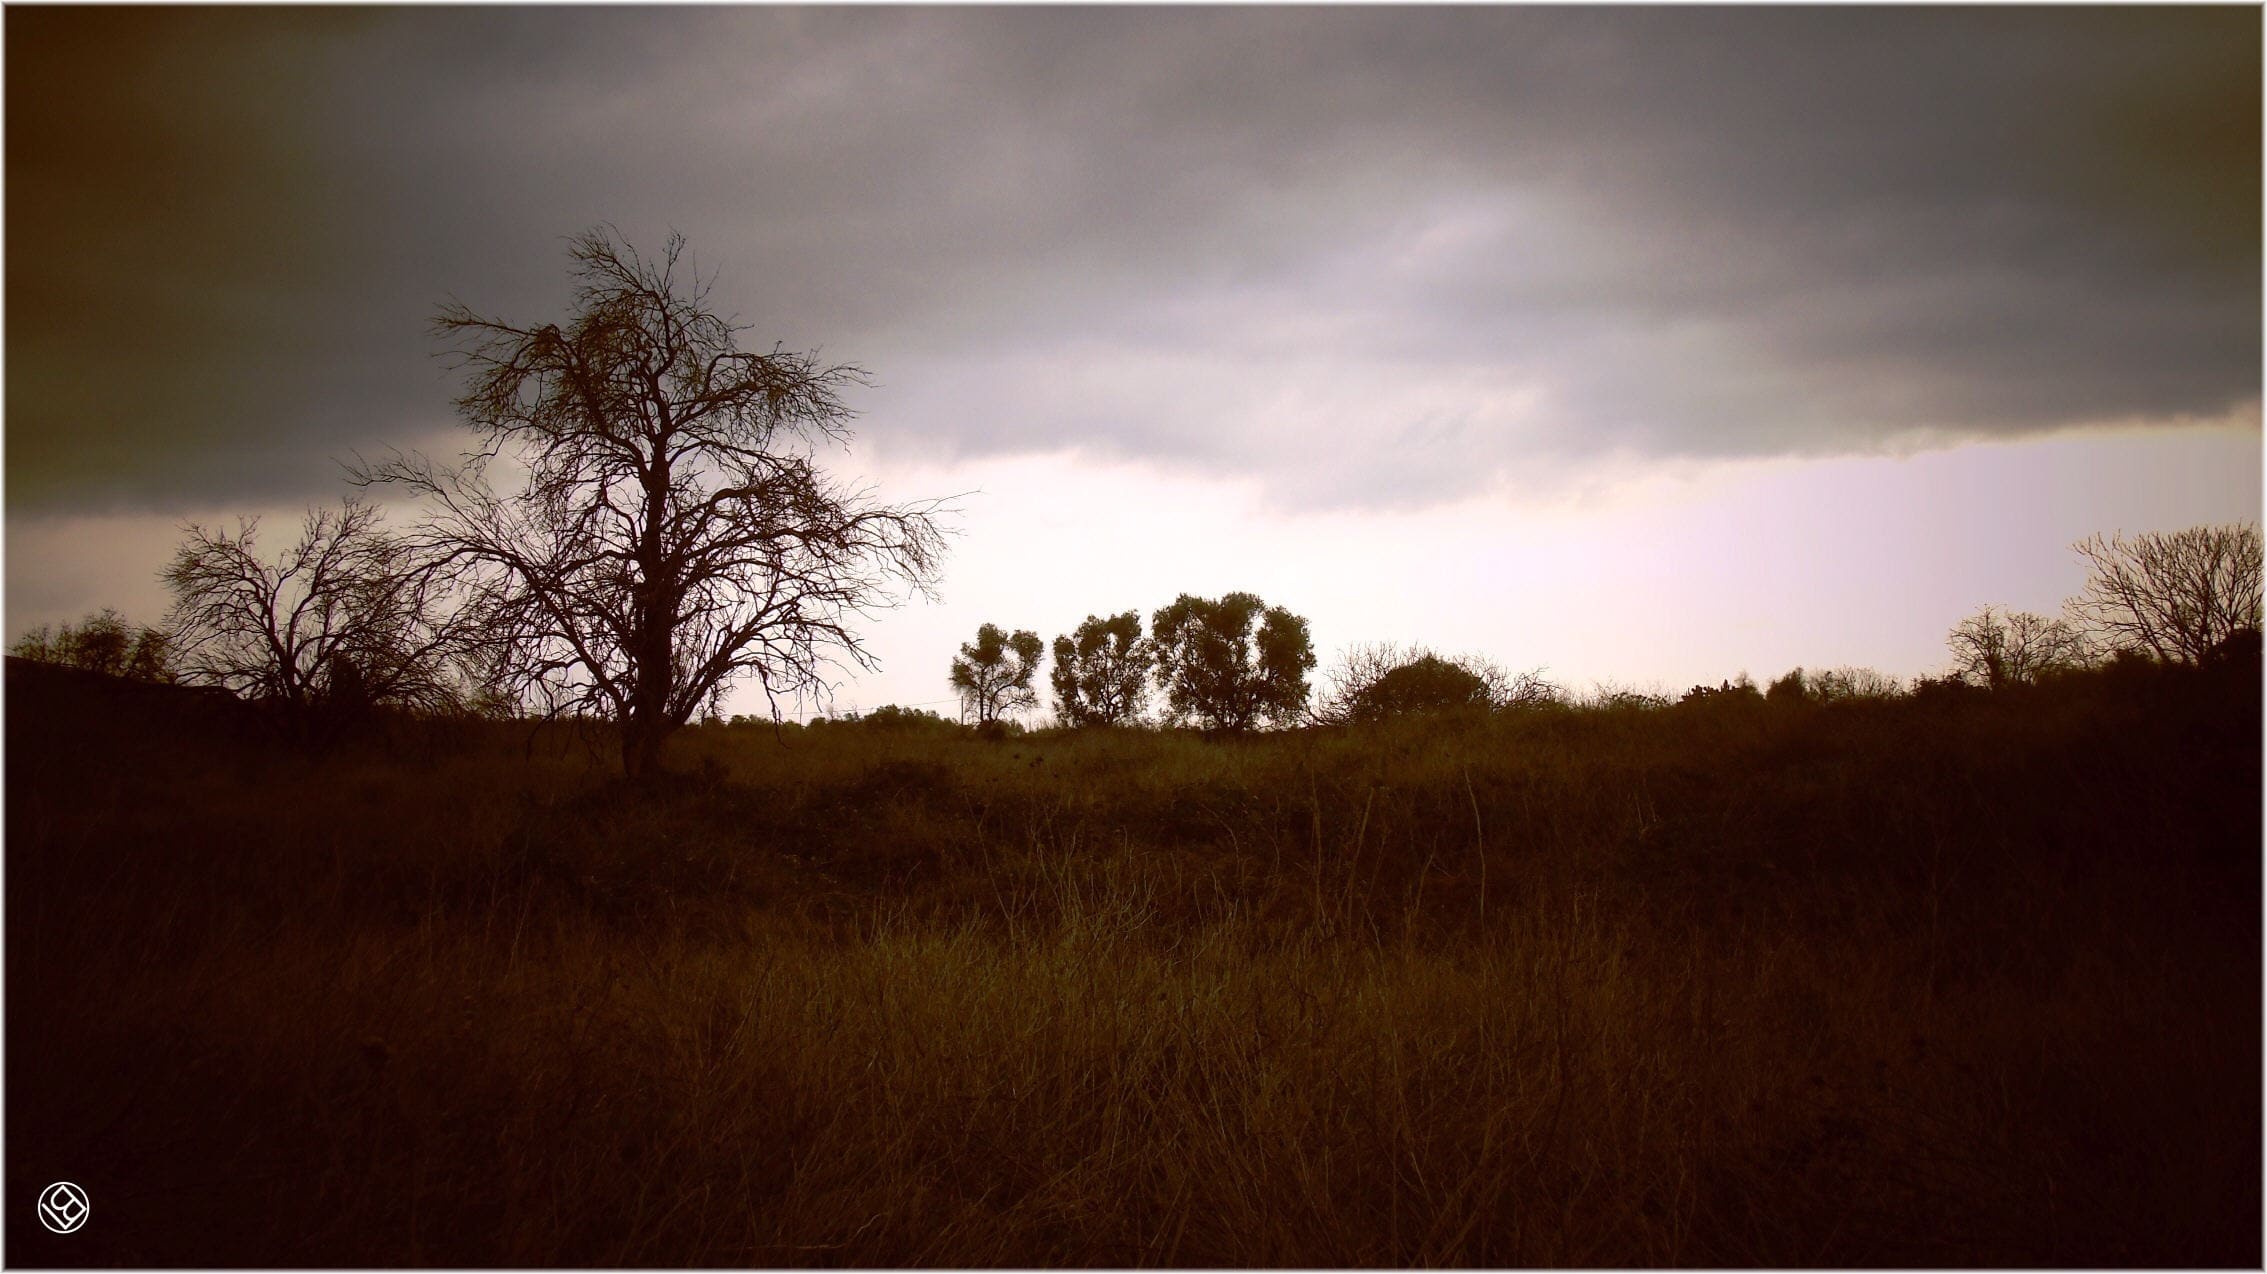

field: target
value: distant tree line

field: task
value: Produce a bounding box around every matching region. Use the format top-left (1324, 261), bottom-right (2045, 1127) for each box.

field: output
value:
top-left (1937, 522), bottom-right (2260, 689)
top-left (30, 516), bottom-right (2249, 751)
top-left (1676, 521), bottom-right (2261, 708)
top-left (951, 594), bottom-right (1566, 733)
top-left (937, 521), bottom-right (2260, 735)
top-left (947, 593), bottom-right (1317, 733)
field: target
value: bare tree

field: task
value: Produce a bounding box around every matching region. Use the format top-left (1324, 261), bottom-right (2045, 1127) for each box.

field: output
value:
top-left (1482, 661), bottom-right (1566, 711)
top-left (162, 500), bottom-right (467, 711)
top-left (2067, 524), bottom-right (2262, 665)
top-left (1808, 666), bottom-right (1906, 702)
top-left (1050, 611), bottom-right (1154, 727)
top-left (1318, 642), bottom-right (1418, 724)
top-left (1947, 605), bottom-right (2092, 688)
top-left (951, 623), bottom-right (1044, 725)
top-left (359, 228), bottom-right (947, 777)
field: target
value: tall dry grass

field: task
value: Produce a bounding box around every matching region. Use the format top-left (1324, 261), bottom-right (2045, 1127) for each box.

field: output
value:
top-left (6, 656), bottom-right (2257, 1265)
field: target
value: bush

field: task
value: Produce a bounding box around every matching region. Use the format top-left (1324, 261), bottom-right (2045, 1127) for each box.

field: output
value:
top-left (859, 704), bottom-right (961, 732)
top-left (1321, 642), bottom-right (1559, 724)
top-left (1679, 676), bottom-right (1764, 707)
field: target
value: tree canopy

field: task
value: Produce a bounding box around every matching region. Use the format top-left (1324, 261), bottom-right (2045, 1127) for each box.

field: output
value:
top-left (1151, 592), bottom-right (1314, 732)
top-left (162, 500), bottom-right (466, 711)
top-left (361, 228), bottom-right (947, 776)
top-left (1050, 611), bottom-right (1154, 727)
top-left (1947, 605), bottom-right (2090, 688)
top-left (10, 608), bottom-right (173, 683)
top-left (950, 623), bottom-right (1044, 724)
top-left (2068, 524), bottom-right (2261, 666)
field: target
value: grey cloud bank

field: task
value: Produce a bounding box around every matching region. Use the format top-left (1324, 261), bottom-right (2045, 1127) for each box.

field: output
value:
top-left (8, 6), bottom-right (2257, 515)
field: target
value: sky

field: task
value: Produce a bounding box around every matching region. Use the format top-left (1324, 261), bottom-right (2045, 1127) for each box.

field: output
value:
top-left (6, 5), bottom-right (2260, 719)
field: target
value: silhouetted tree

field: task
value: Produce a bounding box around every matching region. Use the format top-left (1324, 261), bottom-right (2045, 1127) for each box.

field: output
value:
top-left (1050, 611), bottom-right (1154, 727)
top-left (1679, 675), bottom-right (1763, 706)
top-left (10, 608), bottom-right (175, 682)
top-left (1489, 664), bottom-right (1566, 710)
top-left (62, 609), bottom-right (130, 675)
top-left (1909, 672), bottom-right (1985, 704)
top-left (1763, 665), bottom-right (1901, 704)
top-left (1151, 592), bottom-right (1314, 732)
top-left (951, 623), bottom-right (1043, 724)
top-left (359, 228), bottom-right (947, 778)
top-left (163, 501), bottom-right (468, 711)
top-left (11, 627), bottom-right (58, 665)
top-left (124, 626), bottom-right (175, 683)
top-left (1360, 654), bottom-right (1487, 718)
top-left (2067, 524), bottom-right (2262, 666)
top-left (1947, 605), bottom-right (2091, 688)
top-left (324, 650), bottom-right (373, 713)
top-left (1808, 666), bottom-right (1905, 702)
top-left (1588, 683), bottom-right (1672, 710)
top-left (1318, 642), bottom-right (1550, 723)
top-left (1764, 668), bottom-right (1810, 704)
top-left (2206, 625), bottom-right (2262, 669)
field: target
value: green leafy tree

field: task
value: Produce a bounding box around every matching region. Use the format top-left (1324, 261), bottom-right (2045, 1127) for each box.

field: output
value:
top-left (950, 623), bottom-right (1044, 724)
top-left (1050, 611), bottom-right (1155, 727)
top-left (1150, 592), bottom-right (1315, 732)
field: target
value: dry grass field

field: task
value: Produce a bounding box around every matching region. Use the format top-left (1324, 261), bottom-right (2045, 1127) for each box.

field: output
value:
top-left (6, 655), bottom-right (2258, 1266)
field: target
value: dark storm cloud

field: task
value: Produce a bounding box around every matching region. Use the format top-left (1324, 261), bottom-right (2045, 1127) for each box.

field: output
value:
top-left (8, 6), bottom-right (2257, 514)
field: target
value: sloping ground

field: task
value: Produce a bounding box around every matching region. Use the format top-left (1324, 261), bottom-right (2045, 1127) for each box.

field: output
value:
top-left (6, 657), bottom-right (2258, 1265)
